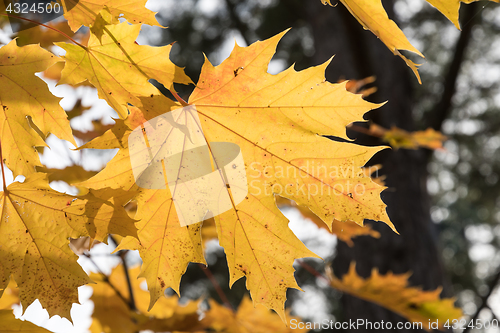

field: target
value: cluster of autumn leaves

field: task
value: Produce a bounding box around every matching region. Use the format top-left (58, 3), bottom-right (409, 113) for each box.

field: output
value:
top-left (0, 0), bottom-right (489, 331)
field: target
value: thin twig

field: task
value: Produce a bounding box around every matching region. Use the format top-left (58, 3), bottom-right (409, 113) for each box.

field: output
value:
top-left (198, 263), bottom-right (234, 311)
top-left (427, 2), bottom-right (480, 132)
top-left (109, 235), bottom-right (137, 312)
top-left (0, 13), bottom-right (83, 47)
top-left (296, 259), bottom-right (329, 283)
top-left (83, 253), bottom-right (133, 310)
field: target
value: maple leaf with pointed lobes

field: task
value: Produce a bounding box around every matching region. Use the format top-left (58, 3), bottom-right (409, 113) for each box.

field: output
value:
top-left (78, 30), bottom-right (395, 320)
top-left (61, 0), bottom-right (161, 32)
top-left (0, 173), bottom-right (136, 319)
top-left (0, 40), bottom-right (76, 177)
top-left (321, 0), bottom-right (500, 82)
top-left (426, 0), bottom-right (499, 29)
top-left (187, 30), bottom-right (396, 319)
top-left (201, 296), bottom-right (308, 333)
top-left (56, 22), bottom-right (192, 119)
top-left (327, 263), bottom-right (463, 331)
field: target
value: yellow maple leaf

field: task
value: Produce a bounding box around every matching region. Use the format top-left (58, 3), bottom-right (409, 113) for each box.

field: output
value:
top-left (78, 31), bottom-right (395, 320)
top-left (368, 124), bottom-right (447, 150)
top-left (0, 40), bottom-right (75, 177)
top-left (427, 0), bottom-right (499, 29)
top-left (412, 127), bottom-right (448, 150)
top-left (61, 0), bottom-right (161, 32)
top-left (0, 309), bottom-right (52, 332)
top-left (0, 173), bottom-right (136, 319)
top-left (188, 31), bottom-right (395, 229)
top-left (323, 0), bottom-right (424, 83)
top-left (343, 76), bottom-right (377, 98)
top-left (201, 295), bottom-right (308, 333)
top-left (327, 263), bottom-right (463, 331)
top-left (322, 0), bottom-right (500, 82)
top-left (56, 23), bottom-right (192, 119)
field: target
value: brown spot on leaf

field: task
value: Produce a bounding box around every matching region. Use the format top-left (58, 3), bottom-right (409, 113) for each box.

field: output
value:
top-left (157, 277), bottom-right (165, 288)
top-left (233, 67), bottom-right (244, 77)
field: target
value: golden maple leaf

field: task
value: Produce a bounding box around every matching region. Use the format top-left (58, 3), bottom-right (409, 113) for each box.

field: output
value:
top-left (367, 124), bottom-right (447, 150)
top-left (427, 0), bottom-right (499, 29)
top-left (321, 0), bottom-right (423, 83)
top-left (56, 23), bottom-right (192, 119)
top-left (327, 263), bottom-right (463, 331)
top-left (0, 173), bottom-right (136, 319)
top-left (77, 30), bottom-right (395, 319)
top-left (321, 0), bottom-right (499, 83)
top-left (61, 0), bottom-right (161, 32)
top-left (0, 40), bottom-right (75, 177)
top-left (201, 295), bottom-right (308, 333)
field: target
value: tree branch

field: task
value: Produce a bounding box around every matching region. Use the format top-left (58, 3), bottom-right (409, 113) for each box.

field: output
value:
top-left (223, 0), bottom-right (251, 46)
top-left (198, 263), bottom-right (234, 311)
top-left (109, 235), bottom-right (137, 312)
top-left (83, 253), bottom-right (133, 311)
top-left (427, 2), bottom-right (481, 131)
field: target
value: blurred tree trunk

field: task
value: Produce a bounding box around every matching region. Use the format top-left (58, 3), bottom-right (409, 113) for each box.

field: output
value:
top-left (304, 1), bottom-right (450, 331)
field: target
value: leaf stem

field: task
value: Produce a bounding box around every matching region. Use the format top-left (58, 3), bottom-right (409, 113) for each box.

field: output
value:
top-left (0, 13), bottom-right (84, 48)
top-left (0, 139), bottom-right (7, 192)
top-left (171, 89), bottom-right (188, 106)
top-left (83, 252), bottom-right (133, 310)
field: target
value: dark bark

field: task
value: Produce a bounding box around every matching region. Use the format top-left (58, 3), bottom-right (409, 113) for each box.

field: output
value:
top-left (428, 2), bottom-right (481, 132)
top-left (304, 1), bottom-right (449, 331)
